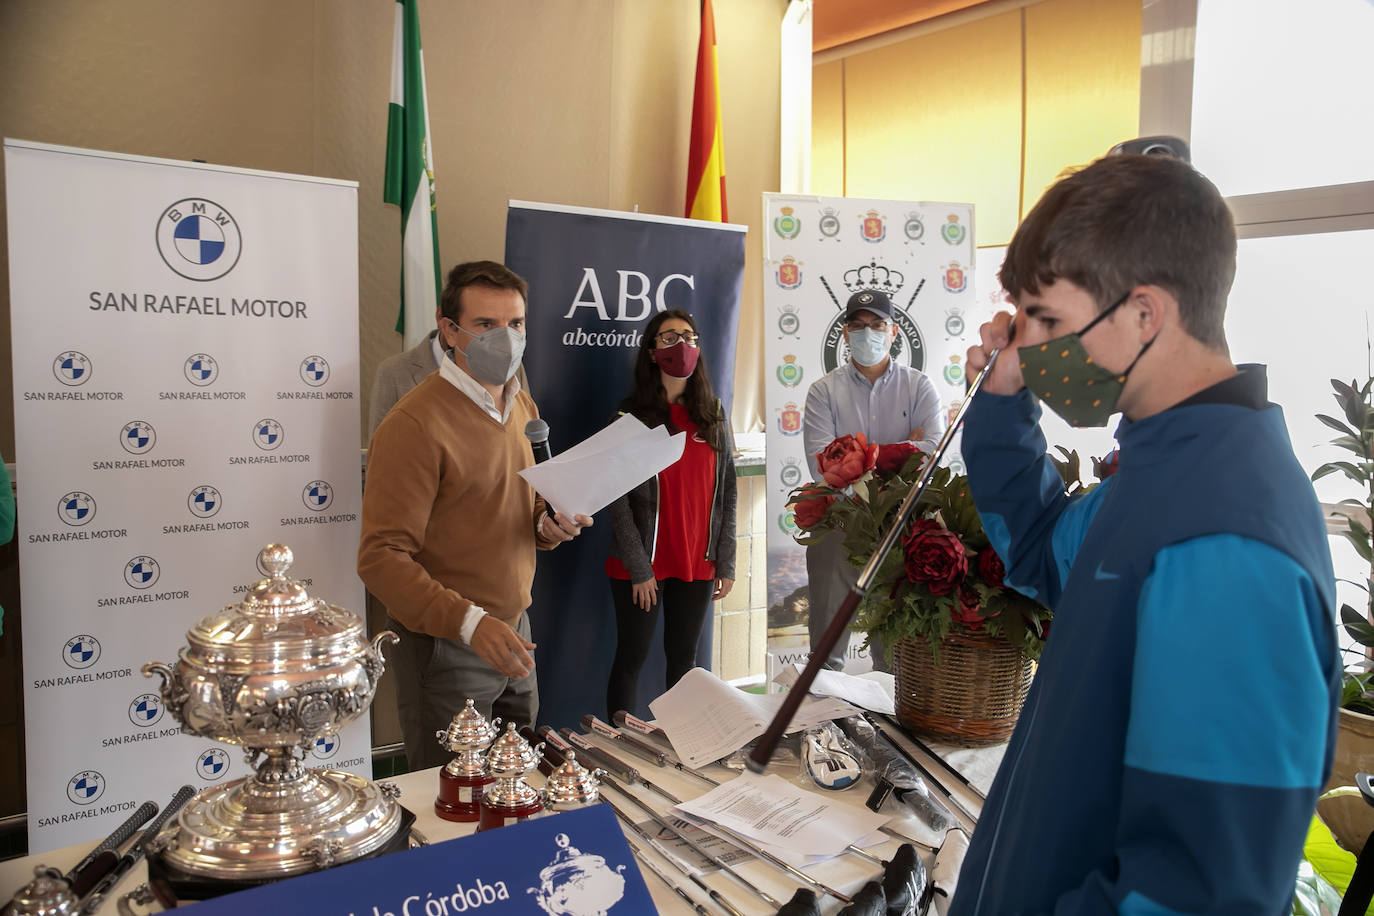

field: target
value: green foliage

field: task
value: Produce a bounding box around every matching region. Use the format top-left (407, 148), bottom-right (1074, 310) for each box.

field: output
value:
top-left (789, 450), bottom-right (1053, 661)
top-left (1312, 376), bottom-right (1374, 712)
top-left (1294, 791), bottom-right (1374, 915)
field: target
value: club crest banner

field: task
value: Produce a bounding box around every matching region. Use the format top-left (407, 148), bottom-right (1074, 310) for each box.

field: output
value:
top-left (762, 194), bottom-right (992, 675)
top-left (5, 140), bottom-right (366, 853)
top-left (505, 201), bottom-right (746, 729)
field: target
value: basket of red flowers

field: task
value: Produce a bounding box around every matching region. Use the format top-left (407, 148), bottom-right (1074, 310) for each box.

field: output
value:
top-left (790, 433), bottom-right (1054, 746)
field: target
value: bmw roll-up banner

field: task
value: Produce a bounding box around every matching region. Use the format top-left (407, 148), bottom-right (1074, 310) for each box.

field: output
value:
top-left (5, 140), bottom-right (367, 854)
top-left (505, 201), bottom-right (746, 729)
top-left (761, 194), bottom-right (987, 676)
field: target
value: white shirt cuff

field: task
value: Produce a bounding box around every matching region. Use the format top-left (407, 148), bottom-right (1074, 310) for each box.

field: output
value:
top-left (459, 604), bottom-right (488, 645)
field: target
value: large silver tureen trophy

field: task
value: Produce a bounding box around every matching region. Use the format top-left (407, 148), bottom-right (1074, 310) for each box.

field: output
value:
top-left (140, 544), bottom-right (404, 888)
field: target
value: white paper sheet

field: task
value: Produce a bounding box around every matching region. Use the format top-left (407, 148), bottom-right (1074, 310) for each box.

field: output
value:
top-left (517, 413), bottom-right (685, 519)
top-left (772, 664), bottom-right (897, 715)
top-left (673, 772), bottom-right (890, 859)
top-left (648, 667), bottom-right (859, 768)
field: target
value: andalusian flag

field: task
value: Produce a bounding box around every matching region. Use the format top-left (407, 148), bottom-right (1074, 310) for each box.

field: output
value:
top-left (384, 0), bottom-right (441, 348)
top-left (685, 0), bottom-right (728, 222)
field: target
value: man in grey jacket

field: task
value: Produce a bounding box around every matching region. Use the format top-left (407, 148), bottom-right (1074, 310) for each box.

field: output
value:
top-left (803, 290), bottom-right (944, 671)
top-left (368, 324), bottom-right (531, 439)
top-left (369, 331), bottom-right (442, 438)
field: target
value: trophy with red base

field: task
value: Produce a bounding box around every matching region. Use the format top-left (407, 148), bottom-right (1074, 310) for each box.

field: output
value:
top-left (434, 699), bottom-right (498, 822)
top-left (477, 723), bottom-right (545, 831)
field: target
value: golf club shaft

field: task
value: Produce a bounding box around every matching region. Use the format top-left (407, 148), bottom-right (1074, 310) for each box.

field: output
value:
top-left (573, 735), bottom-right (856, 902)
top-left (624, 835), bottom-right (713, 916)
top-left (600, 795), bottom-right (748, 916)
top-left (747, 341), bottom-right (1009, 774)
top-left (526, 729), bottom-right (783, 909)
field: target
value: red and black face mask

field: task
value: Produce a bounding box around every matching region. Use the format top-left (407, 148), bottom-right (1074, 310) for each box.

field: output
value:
top-left (652, 341), bottom-right (700, 379)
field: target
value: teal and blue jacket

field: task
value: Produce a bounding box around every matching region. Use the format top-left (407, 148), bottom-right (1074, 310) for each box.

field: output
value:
top-left (949, 366), bottom-right (1339, 915)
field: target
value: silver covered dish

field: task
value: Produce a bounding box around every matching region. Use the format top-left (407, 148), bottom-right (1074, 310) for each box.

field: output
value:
top-left (141, 543), bottom-right (401, 879)
top-left (541, 751), bottom-right (602, 812)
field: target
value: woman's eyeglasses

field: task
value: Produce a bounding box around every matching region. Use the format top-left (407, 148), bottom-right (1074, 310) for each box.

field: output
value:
top-left (655, 330), bottom-right (699, 346)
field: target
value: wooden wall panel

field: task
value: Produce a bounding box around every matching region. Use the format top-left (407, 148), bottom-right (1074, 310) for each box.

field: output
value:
top-left (842, 8), bottom-right (1023, 245)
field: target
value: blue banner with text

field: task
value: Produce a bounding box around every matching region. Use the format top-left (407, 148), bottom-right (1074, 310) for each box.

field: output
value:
top-left (181, 803), bottom-right (655, 916)
top-left (505, 203), bottom-right (746, 729)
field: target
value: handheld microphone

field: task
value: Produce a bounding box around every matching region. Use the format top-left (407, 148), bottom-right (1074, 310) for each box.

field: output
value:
top-left (524, 419), bottom-right (551, 464)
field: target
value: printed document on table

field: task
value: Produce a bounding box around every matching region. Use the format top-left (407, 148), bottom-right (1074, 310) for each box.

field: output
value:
top-left (773, 664), bottom-right (896, 715)
top-left (674, 772), bottom-right (889, 859)
top-left (649, 667), bottom-right (859, 768)
top-left (518, 414), bottom-right (684, 519)
top-left (682, 817), bottom-right (887, 870)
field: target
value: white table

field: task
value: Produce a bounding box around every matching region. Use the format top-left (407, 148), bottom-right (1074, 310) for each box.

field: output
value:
top-left (1, 726), bottom-right (1000, 914)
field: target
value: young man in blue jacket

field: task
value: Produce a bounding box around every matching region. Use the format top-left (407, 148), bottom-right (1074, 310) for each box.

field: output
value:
top-left (954, 152), bottom-right (1339, 914)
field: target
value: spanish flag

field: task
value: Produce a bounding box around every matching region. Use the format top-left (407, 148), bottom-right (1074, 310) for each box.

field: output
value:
top-left (685, 0), bottom-right (727, 222)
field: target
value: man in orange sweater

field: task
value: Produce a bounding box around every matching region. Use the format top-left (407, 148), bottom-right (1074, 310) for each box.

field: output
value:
top-left (359, 261), bottom-right (591, 770)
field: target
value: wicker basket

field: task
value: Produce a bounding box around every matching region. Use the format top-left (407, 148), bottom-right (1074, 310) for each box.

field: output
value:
top-left (893, 630), bottom-right (1033, 747)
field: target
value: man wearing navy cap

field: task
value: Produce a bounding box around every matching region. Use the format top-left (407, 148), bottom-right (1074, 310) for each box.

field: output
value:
top-left (802, 288), bottom-right (945, 670)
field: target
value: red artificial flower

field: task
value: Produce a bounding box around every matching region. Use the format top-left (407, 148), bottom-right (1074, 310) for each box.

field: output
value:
top-left (902, 518), bottom-right (968, 596)
top-left (975, 548), bottom-right (1006, 589)
top-left (955, 586), bottom-right (985, 630)
top-left (816, 433), bottom-right (879, 488)
top-left (790, 485), bottom-right (835, 530)
top-left (876, 442), bottom-right (923, 478)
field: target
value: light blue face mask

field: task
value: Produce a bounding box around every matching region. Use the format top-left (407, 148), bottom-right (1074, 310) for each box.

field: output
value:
top-left (847, 328), bottom-right (891, 367)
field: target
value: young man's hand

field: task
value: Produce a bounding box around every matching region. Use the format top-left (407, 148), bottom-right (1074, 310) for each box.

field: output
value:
top-left (968, 311), bottom-right (1025, 396)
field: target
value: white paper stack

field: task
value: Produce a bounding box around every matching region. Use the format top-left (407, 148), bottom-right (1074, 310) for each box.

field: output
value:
top-left (674, 772), bottom-right (890, 865)
top-left (772, 664), bottom-right (897, 715)
top-left (649, 667), bottom-right (859, 768)
top-left (517, 413), bottom-right (685, 519)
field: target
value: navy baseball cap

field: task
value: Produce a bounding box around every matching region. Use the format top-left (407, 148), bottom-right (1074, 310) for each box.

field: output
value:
top-left (844, 289), bottom-right (894, 321)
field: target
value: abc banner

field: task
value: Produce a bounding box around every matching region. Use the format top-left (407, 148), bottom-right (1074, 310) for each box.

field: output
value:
top-left (763, 193), bottom-right (996, 675)
top-left (505, 201), bottom-right (746, 729)
top-left (5, 140), bottom-right (368, 853)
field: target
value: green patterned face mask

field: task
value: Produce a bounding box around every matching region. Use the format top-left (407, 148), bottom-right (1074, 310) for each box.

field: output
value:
top-left (1018, 292), bottom-right (1152, 428)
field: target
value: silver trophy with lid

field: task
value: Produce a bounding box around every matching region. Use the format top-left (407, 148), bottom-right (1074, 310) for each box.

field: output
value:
top-left (435, 698), bottom-right (499, 821)
top-left (139, 544), bottom-right (406, 891)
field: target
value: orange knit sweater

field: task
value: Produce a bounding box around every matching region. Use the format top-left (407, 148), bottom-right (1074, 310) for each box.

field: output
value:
top-left (358, 374), bottom-right (556, 641)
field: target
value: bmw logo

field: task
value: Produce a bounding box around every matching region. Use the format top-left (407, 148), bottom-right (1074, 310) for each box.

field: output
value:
top-left (253, 418), bottom-right (284, 451)
top-left (67, 770), bottom-right (106, 805)
top-left (129, 693), bottom-right (164, 728)
top-left (124, 556), bottom-right (161, 590)
top-left (196, 748), bottom-right (230, 781)
top-left (311, 734), bottom-right (340, 760)
top-left (184, 353), bottom-right (219, 387)
top-left (120, 420), bottom-right (157, 455)
top-left (302, 480), bottom-right (333, 512)
top-left (62, 635), bottom-right (101, 670)
top-left (57, 491), bottom-right (96, 527)
top-left (300, 355), bottom-right (330, 387)
top-left (52, 351), bottom-right (92, 386)
top-left (188, 485), bottom-right (222, 519)
top-left (156, 198), bottom-right (242, 282)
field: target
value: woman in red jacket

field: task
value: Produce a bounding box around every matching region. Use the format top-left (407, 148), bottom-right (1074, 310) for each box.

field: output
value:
top-left (604, 309), bottom-right (737, 718)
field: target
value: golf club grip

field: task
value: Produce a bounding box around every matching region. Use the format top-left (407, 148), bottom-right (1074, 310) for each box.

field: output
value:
top-left (747, 589), bottom-right (861, 773)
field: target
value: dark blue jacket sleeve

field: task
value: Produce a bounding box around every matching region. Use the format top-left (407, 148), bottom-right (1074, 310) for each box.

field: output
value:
top-left (962, 390), bottom-right (1104, 607)
top-left (1054, 536), bottom-right (1333, 915)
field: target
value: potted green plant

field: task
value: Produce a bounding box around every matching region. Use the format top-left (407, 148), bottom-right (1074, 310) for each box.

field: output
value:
top-left (1312, 375), bottom-right (1374, 853)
